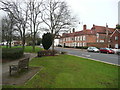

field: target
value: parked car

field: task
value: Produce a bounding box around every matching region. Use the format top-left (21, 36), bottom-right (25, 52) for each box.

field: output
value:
top-left (117, 50), bottom-right (120, 55)
top-left (111, 49), bottom-right (120, 55)
top-left (87, 47), bottom-right (99, 52)
top-left (99, 48), bottom-right (115, 54)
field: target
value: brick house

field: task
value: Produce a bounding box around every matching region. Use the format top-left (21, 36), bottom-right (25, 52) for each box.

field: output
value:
top-left (59, 24), bottom-right (116, 48)
top-left (109, 29), bottom-right (120, 48)
top-left (87, 24), bottom-right (115, 48)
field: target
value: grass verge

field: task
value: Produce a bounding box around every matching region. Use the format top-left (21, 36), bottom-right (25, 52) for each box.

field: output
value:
top-left (3, 55), bottom-right (119, 88)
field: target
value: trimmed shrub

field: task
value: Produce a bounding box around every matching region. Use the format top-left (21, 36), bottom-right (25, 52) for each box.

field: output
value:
top-left (38, 49), bottom-right (59, 57)
top-left (42, 33), bottom-right (53, 50)
top-left (2, 48), bottom-right (24, 59)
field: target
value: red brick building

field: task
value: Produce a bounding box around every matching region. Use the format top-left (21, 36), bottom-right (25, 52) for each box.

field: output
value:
top-left (109, 29), bottom-right (120, 48)
top-left (59, 24), bottom-right (119, 48)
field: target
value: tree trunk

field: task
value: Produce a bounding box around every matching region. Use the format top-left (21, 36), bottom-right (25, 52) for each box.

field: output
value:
top-left (22, 28), bottom-right (26, 50)
top-left (6, 41), bottom-right (9, 48)
top-left (9, 37), bottom-right (12, 48)
top-left (32, 23), bottom-right (36, 52)
top-left (32, 39), bottom-right (35, 52)
top-left (52, 38), bottom-right (55, 56)
top-left (9, 42), bottom-right (11, 48)
top-left (22, 38), bottom-right (25, 50)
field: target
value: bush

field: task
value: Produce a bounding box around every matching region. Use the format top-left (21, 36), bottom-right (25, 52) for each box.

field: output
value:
top-left (61, 51), bottom-right (67, 54)
top-left (57, 44), bottom-right (62, 47)
top-left (2, 48), bottom-right (24, 59)
top-left (75, 46), bottom-right (88, 49)
top-left (38, 49), bottom-right (59, 57)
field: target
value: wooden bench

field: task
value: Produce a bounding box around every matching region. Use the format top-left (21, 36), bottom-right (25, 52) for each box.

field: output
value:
top-left (9, 57), bottom-right (30, 76)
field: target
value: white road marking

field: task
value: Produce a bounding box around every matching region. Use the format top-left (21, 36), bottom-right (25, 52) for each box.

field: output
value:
top-left (82, 54), bottom-right (91, 57)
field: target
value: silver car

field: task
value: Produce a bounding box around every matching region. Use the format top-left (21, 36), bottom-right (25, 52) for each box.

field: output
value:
top-left (87, 47), bottom-right (99, 52)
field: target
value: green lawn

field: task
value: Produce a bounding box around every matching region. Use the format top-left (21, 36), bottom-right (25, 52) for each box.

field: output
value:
top-left (3, 55), bottom-right (119, 88)
top-left (1, 46), bottom-right (43, 53)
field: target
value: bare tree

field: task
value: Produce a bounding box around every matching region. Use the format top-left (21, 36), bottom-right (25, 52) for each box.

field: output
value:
top-left (28, 0), bottom-right (43, 51)
top-left (2, 16), bottom-right (10, 48)
top-left (41, 0), bottom-right (76, 53)
top-left (2, 14), bottom-right (16, 48)
top-left (0, 0), bottom-right (29, 49)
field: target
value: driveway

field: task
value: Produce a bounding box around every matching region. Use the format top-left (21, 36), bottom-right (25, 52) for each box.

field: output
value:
top-left (55, 47), bottom-right (119, 66)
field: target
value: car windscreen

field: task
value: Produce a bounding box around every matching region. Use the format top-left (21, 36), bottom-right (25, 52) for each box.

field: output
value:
top-left (91, 47), bottom-right (97, 49)
top-left (106, 48), bottom-right (111, 50)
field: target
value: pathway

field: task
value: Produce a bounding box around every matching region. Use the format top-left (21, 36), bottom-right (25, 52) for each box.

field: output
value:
top-left (1, 53), bottom-right (37, 85)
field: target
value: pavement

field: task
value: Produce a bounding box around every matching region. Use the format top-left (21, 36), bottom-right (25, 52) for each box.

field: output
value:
top-left (0, 53), bottom-right (37, 85)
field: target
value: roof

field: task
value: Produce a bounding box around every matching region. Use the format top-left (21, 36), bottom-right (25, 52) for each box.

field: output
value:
top-left (110, 29), bottom-right (120, 37)
top-left (61, 25), bottom-right (115, 38)
top-left (92, 25), bottom-right (115, 34)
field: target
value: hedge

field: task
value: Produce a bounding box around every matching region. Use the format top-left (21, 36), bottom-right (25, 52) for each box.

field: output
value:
top-left (2, 48), bottom-right (24, 59)
top-left (64, 46), bottom-right (88, 49)
top-left (75, 46), bottom-right (88, 49)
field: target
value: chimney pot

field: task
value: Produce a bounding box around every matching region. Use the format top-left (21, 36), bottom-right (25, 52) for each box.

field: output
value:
top-left (72, 28), bottom-right (75, 32)
top-left (83, 24), bottom-right (87, 30)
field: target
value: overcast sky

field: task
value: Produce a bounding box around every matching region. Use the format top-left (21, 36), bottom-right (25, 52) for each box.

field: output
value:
top-left (0, 0), bottom-right (119, 31)
top-left (65, 0), bottom-right (119, 31)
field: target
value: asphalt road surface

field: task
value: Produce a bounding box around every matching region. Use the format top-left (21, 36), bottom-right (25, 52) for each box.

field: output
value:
top-left (55, 47), bottom-right (119, 66)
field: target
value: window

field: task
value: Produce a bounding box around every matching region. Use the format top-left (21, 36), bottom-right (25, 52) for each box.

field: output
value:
top-left (79, 36), bottom-right (81, 41)
top-left (100, 40), bottom-right (104, 42)
top-left (96, 33), bottom-right (99, 38)
top-left (83, 36), bottom-right (86, 41)
top-left (83, 42), bottom-right (86, 46)
top-left (75, 37), bottom-right (77, 41)
top-left (78, 37), bottom-right (80, 41)
top-left (72, 38), bottom-right (74, 41)
top-left (80, 43), bottom-right (82, 46)
top-left (115, 36), bottom-right (118, 40)
top-left (115, 44), bottom-right (118, 48)
top-left (80, 36), bottom-right (82, 41)
top-left (76, 37), bottom-right (78, 41)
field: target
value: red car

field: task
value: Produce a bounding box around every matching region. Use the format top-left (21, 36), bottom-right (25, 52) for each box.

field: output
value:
top-left (99, 48), bottom-right (115, 54)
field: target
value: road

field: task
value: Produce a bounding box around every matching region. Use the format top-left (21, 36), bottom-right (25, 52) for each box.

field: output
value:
top-left (55, 47), bottom-right (119, 66)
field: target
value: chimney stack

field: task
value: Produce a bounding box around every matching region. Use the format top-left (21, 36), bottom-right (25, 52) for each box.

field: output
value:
top-left (106, 23), bottom-right (108, 28)
top-left (93, 24), bottom-right (95, 27)
top-left (83, 24), bottom-right (87, 30)
top-left (72, 28), bottom-right (75, 32)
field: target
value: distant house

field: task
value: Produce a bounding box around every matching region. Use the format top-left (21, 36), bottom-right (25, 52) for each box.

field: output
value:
top-left (109, 29), bottom-right (120, 48)
top-left (0, 41), bottom-right (7, 46)
top-left (59, 24), bottom-right (117, 48)
top-left (54, 35), bottom-right (61, 46)
top-left (1, 40), bottom-right (26, 46)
